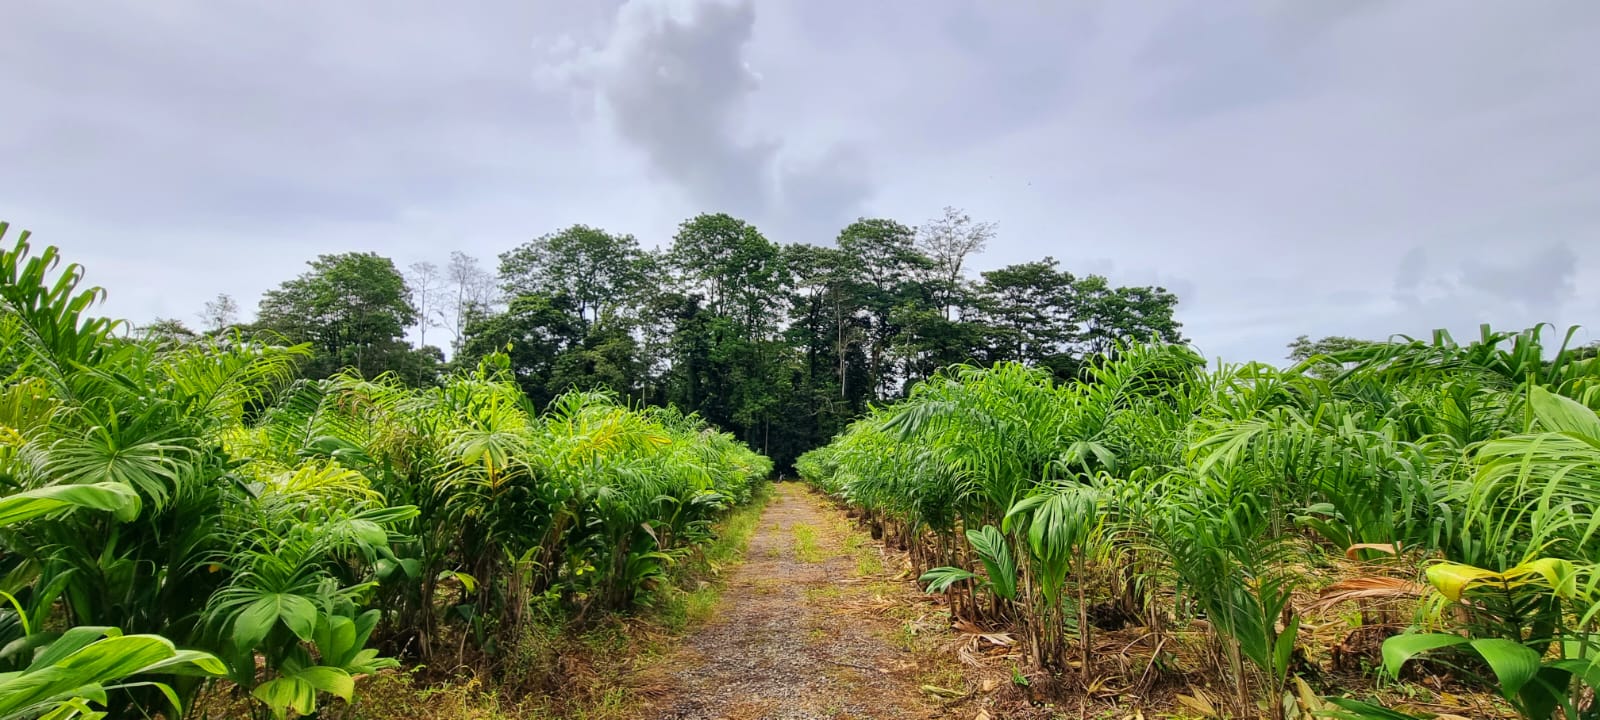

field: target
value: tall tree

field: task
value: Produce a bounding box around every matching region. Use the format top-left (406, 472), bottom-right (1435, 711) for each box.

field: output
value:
top-left (668, 213), bottom-right (785, 334)
top-left (975, 258), bottom-right (1079, 363)
top-left (199, 292), bottom-right (239, 334)
top-left (256, 252), bottom-right (419, 379)
top-left (662, 214), bottom-right (787, 452)
top-left (498, 225), bottom-right (645, 325)
top-left (443, 251), bottom-right (494, 354)
top-left (140, 317), bottom-right (198, 344)
top-left (406, 260), bottom-right (445, 348)
top-left (458, 293), bottom-right (583, 408)
top-left (1074, 277), bottom-right (1183, 355)
top-left (781, 244), bottom-right (871, 453)
top-left (916, 206), bottom-right (993, 320)
top-left (836, 218), bottom-right (925, 397)
top-left (1287, 334), bottom-right (1376, 378)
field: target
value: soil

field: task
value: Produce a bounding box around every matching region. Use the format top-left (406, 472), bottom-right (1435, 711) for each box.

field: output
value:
top-left (634, 482), bottom-right (958, 720)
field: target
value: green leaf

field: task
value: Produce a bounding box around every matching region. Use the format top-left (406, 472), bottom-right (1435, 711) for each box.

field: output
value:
top-left (918, 567), bottom-right (979, 594)
top-left (1380, 633), bottom-right (1468, 679)
top-left (964, 525), bottom-right (1017, 601)
top-left (27, 627), bottom-right (119, 669)
top-left (1273, 615), bottom-right (1300, 678)
top-left (1530, 386), bottom-right (1600, 444)
top-left (346, 519), bottom-right (389, 548)
top-left (233, 594), bottom-right (319, 650)
top-left (1466, 638), bottom-right (1542, 698)
top-left (140, 648), bottom-right (229, 678)
top-left (1317, 697), bottom-right (1429, 719)
top-left (313, 615), bottom-right (357, 668)
top-left (294, 665), bottom-right (354, 700)
top-left (437, 570), bottom-right (477, 594)
top-left (0, 483), bottom-right (141, 527)
top-left (0, 632), bottom-right (223, 719)
top-left (251, 676), bottom-right (314, 719)
top-left (1001, 494), bottom-right (1048, 534)
top-left (1381, 633), bottom-right (1542, 700)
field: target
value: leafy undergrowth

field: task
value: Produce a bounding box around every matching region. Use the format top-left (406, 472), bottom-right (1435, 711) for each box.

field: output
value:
top-left (805, 486), bottom-right (1517, 720)
top-left (199, 483), bottom-right (775, 720)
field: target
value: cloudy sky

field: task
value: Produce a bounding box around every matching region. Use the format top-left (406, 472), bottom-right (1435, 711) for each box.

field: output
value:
top-left (4, 1), bottom-right (1597, 362)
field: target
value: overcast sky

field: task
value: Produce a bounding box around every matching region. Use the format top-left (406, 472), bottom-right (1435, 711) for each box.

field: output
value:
top-left (4, 1), bottom-right (1597, 362)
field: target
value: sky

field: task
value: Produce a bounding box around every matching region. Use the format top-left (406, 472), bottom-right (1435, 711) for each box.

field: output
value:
top-left (3, 0), bottom-right (1598, 363)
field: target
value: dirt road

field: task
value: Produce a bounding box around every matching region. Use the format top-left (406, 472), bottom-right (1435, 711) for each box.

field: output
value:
top-left (636, 483), bottom-right (958, 720)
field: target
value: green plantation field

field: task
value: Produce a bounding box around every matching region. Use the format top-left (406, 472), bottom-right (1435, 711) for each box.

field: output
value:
top-left (0, 227), bottom-right (768, 719)
top-left (5, 221), bottom-right (1600, 720)
top-left (800, 333), bottom-right (1600, 719)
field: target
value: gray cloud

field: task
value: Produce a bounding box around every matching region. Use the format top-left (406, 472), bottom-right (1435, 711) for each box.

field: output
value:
top-left (542, 0), bottom-right (870, 242)
top-left (1, 0), bottom-right (1596, 359)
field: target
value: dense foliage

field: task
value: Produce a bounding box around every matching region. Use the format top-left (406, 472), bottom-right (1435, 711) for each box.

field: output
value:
top-left (800, 326), bottom-right (1600, 719)
top-left (0, 223), bottom-right (770, 719)
top-left (194, 208), bottom-right (1180, 471)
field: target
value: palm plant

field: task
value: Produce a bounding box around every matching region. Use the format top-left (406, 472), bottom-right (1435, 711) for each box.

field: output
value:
top-left (4, 224), bottom-right (774, 717)
top-left (0, 481), bottom-right (225, 720)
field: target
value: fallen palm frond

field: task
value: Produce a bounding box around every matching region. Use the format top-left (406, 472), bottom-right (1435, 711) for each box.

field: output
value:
top-left (1306, 577), bottom-right (1430, 615)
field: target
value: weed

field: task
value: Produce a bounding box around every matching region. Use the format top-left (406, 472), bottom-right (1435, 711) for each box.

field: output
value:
top-left (792, 523), bottom-right (825, 562)
top-left (854, 551), bottom-right (884, 577)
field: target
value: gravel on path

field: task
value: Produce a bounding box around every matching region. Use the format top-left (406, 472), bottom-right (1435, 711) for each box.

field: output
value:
top-left (635, 482), bottom-right (955, 720)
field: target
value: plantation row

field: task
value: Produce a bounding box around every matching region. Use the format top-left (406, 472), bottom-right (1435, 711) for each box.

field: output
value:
top-left (799, 333), bottom-right (1600, 719)
top-left (0, 230), bottom-right (771, 718)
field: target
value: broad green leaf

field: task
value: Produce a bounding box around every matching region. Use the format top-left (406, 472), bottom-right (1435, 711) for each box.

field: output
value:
top-left (292, 665), bottom-right (354, 700)
top-left (251, 676), bottom-right (315, 719)
top-left (27, 627), bottom-right (119, 669)
top-left (0, 483), bottom-right (140, 527)
top-left (0, 633), bottom-right (223, 718)
top-left (276, 595), bottom-right (318, 642)
top-left (233, 594), bottom-right (319, 650)
top-left (314, 616), bottom-right (357, 668)
top-left (964, 525), bottom-right (1017, 600)
top-left (1273, 615), bottom-right (1300, 677)
top-left (1466, 638), bottom-right (1542, 698)
top-left (1381, 632), bottom-right (1468, 679)
top-left (1530, 386), bottom-right (1600, 444)
top-left (1382, 632), bottom-right (1541, 700)
top-left (343, 648), bottom-right (398, 675)
top-left (345, 519), bottom-right (388, 548)
top-left (140, 648), bottom-right (228, 677)
top-left (1001, 494), bottom-right (1048, 534)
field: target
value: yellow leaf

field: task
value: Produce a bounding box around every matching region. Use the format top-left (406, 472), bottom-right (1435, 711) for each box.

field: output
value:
top-left (1517, 558), bottom-right (1578, 599)
top-left (1425, 562), bottom-right (1496, 602)
top-left (1426, 558), bottom-right (1578, 602)
top-left (1293, 676), bottom-right (1324, 712)
top-left (1176, 692), bottom-right (1219, 718)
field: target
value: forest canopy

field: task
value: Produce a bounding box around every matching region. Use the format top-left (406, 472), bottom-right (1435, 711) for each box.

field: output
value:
top-left (189, 208), bottom-right (1180, 468)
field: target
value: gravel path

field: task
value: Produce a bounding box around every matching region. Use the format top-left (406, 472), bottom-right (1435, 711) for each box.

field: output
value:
top-left (636, 483), bottom-right (952, 720)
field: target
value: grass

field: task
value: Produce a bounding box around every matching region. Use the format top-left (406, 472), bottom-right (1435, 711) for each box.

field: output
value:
top-left (804, 585), bottom-right (845, 602)
top-left (854, 549), bottom-right (885, 577)
top-left (792, 522), bottom-right (825, 562)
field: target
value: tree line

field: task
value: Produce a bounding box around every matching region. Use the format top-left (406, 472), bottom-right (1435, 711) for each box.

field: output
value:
top-left (158, 208), bottom-right (1182, 468)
